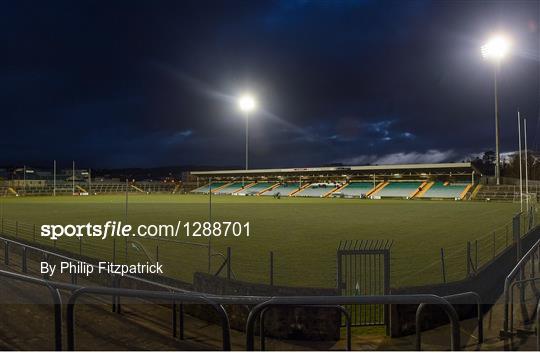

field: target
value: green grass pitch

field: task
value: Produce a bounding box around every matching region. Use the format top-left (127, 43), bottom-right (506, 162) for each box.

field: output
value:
top-left (0, 194), bottom-right (519, 288)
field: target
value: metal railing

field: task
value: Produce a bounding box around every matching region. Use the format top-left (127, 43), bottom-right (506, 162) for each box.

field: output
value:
top-left (259, 305), bottom-right (351, 351)
top-left (0, 267), bottom-right (232, 351)
top-left (536, 298), bottom-right (540, 350)
top-left (245, 295), bottom-right (462, 351)
top-left (0, 265), bottom-right (471, 351)
top-left (66, 287), bottom-right (231, 351)
top-left (502, 236), bottom-right (540, 334)
top-left (0, 270), bottom-right (65, 350)
top-left (416, 292), bottom-right (483, 350)
top-left (507, 276), bottom-right (540, 333)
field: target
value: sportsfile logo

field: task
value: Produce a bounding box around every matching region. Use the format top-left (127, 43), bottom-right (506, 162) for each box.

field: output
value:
top-left (40, 220), bottom-right (251, 240)
top-left (40, 221), bottom-right (179, 240)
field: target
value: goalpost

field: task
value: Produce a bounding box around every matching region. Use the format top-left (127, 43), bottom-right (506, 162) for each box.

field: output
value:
top-left (514, 193), bottom-right (537, 210)
top-left (525, 193), bottom-right (537, 211)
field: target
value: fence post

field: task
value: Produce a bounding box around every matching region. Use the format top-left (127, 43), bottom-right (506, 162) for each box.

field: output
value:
top-left (172, 300), bottom-right (177, 338)
top-left (475, 240), bottom-right (478, 270)
top-left (226, 247), bottom-right (231, 280)
top-left (513, 214), bottom-right (521, 262)
top-left (4, 241), bottom-right (8, 265)
top-left (384, 249), bottom-right (391, 336)
top-left (269, 251), bottom-right (274, 286)
top-left (466, 241), bottom-right (471, 277)
top-left (440, 248), bottom-right (446, 283)
top-left (21, 246), bottom-right (27, 273)
top-left (156, 245), bottom-right (159, 263)
top-left (179, 303), bottom-right (184, 340)
top-left (33, 224), bottom-right (36, 242)
top-left (493, 232), bottom-right (496, 259)
top-left (42, 254), bottom-right (49, 280)
top-left (531, 252), bottom-right (536, 278)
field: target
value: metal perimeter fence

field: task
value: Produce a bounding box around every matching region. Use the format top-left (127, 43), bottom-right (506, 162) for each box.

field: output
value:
top-left (393, 208), bottom-right (538, 287)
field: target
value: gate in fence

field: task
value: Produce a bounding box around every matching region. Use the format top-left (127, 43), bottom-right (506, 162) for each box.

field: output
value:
top-left (336, 240), bottom-right (392, 330)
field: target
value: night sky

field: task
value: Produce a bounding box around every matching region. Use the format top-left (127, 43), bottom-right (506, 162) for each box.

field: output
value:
top-left (2, 0), bottom-right (540, 169)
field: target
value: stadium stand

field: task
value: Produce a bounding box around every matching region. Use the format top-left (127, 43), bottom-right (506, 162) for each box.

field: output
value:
top-left (473, 184), bottom-right (516, 201)
top-left (420, 182), bottom-right (470, 199)
top-left (91, 183), bottom-right (127, 193)
top-left (234, 182), bottom-right (277, 195)
top-left (8, 182), bottom-right (177, 196)
top-left (332, 181), bottom-right (375, 198)
top-left (261, 182), bottom-right (300, 196)
top-left (190, 163), bottom-right (479, 200)
top-left (137, 183), bottom-right (176, 193)
top-left (295, 183), bottom-right (338, 197)
top-left (214, 181), bottom-right (248, 195)
top-left (190, 181), bottom-right (228, 194)
top-left (372, 181), bottom-right (422, 199)
top-left (472, 184), bottom-right (540, 202)
top-left (0, 185), bottom-right (14, 196)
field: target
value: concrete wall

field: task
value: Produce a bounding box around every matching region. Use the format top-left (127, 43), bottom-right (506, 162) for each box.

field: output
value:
top-left (189, 272), bottom-right (341, 340)
top-left (389, 226), bottom-right (540, 337)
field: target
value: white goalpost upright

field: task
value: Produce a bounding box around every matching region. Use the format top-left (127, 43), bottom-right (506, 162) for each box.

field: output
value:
top-left (524, 117), bottom-right (529, 210)
top-left (518, 111), bottom-right (523, 212)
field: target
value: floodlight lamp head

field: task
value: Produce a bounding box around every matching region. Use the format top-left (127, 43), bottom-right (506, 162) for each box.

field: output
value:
top-left (238, 95), bottom-right (256, 112)
top-left (481, 35), bottom-right (511, 60)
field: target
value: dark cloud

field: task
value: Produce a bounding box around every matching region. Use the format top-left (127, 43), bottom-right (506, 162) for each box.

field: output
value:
top-left (1, 0), bottom-right (539, 168)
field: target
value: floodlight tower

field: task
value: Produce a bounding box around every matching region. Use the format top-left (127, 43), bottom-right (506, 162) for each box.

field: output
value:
top-left (238, 94), bottom-right (257, 170)
top-left (481, 35), bottom-right (510, 185)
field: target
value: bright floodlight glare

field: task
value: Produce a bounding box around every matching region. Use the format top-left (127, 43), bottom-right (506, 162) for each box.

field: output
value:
top-left (481, 36), bottom-right (510, 60)
top-left (238, 95), bottom-right (256, 112)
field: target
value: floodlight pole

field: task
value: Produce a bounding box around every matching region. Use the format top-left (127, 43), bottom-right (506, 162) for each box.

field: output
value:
top-left (494, 61), bottom-right (501, 185)
top-left (53, 160), bottom-right (56, 197)
top-left (72, 160), bottom-right (75, 195)
top-left (242, 111), bottom-right (249, 187)
top-left (124, 177), bottom-right (128, 263)
top-left (23, 165), bottom-right (26, 196)
top-left (245, 111), bottom-right (249, 171)
top-left (208, 177), bottom-right (212, 273)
